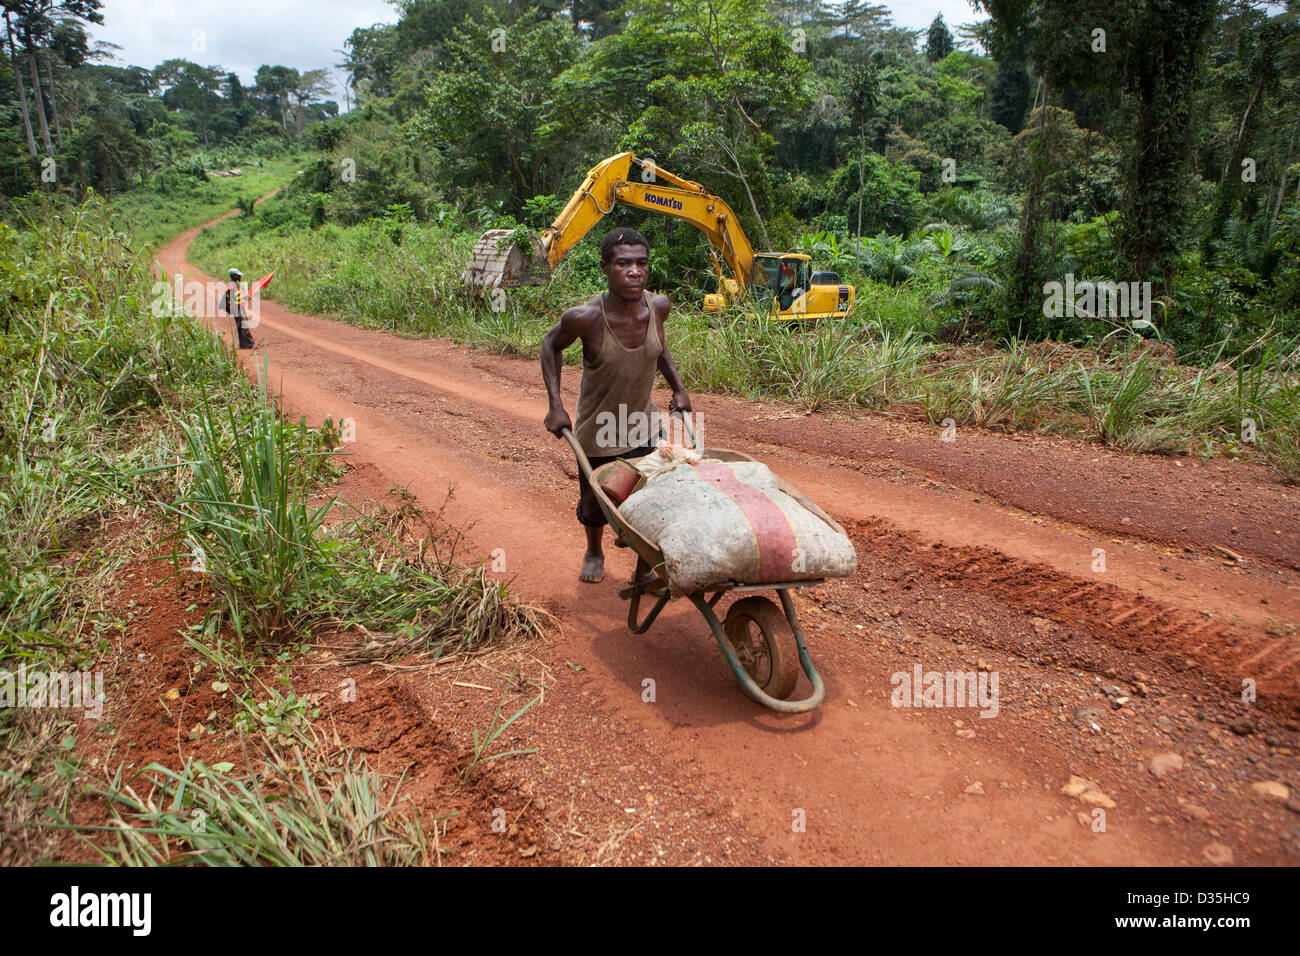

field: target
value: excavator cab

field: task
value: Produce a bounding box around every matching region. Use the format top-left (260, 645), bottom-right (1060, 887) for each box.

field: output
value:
top-left (750, 255), bottom-right (812, 313)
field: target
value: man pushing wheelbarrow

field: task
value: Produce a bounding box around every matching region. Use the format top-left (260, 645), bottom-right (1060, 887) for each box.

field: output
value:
top-left (538, 228), bottom-right (856, 712)
top-left (541, 227), bottom-right (693, 584)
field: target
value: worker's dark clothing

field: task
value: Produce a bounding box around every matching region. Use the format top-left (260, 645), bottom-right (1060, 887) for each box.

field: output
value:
top-left (572, 291), bottom-right (663, 527)
top-left (221, 282), bottom-right (255, 349)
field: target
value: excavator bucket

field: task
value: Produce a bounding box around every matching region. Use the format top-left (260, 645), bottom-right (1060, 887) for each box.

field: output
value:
top-left (461, 229), bottom-right (550, 290)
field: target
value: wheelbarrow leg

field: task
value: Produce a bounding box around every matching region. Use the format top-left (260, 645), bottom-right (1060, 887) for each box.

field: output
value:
top-left (624, 555), bottom-right (671, 635)
top-left (689, 592), bottom-right (825, 714)
top-left (777, 588), bottom-right (826, 705)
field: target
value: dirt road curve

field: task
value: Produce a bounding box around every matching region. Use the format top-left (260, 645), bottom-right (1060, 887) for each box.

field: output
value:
top-left (156, 209), bottom-right (1300, 865)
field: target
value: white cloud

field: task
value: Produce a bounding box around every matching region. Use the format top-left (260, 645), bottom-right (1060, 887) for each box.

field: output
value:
top-left (87, 0), bottom-right (991, 109)
top-left (889, 0), bottom-right (987, 33)
top-left (89, 0), bottom-right (397, 105)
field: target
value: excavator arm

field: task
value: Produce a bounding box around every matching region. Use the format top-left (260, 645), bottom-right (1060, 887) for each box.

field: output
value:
top-left (541, 152), bottom-right (755, 284)
top-left (461, 150), bottom-right (855, 322)
top-left (463, 151), bottom-right (756, 291)
top-left (539, 152), bottom-right (633, 266)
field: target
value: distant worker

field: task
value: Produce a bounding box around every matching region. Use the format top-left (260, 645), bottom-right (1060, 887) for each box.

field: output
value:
top-left (219, 268), bottom-right (255, 349)
top-left (541, 227), bottom-right (692, 584)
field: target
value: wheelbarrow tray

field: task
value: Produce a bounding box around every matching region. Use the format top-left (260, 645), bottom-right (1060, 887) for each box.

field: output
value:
top-left (563, 429), bottom-right (840, 713)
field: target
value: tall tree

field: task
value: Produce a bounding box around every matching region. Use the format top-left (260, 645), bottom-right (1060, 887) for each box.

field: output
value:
top-left (253, 64), bottom-right (299, 129)
top-left (45, 16), bottom-right (95, 149)
top-left (1117, 0), bottom-right (1219, 286)
top-left (342, 24), bottom-right (398, 103)
top-left (2, 8), bottom-right (36, 155)
top-left (845, 59), bottom-right (880, 248)
top-left (10, 1), bottom-right (52, 153)
top-left (155, 59), bottom-right (224, 144)
top-left (288, 68), bottom-right (331, 134)
top-left (7, 1), bottom-right (102, 154)
top-left (989, 48), bottom-right (1029, 133)
top-left (413, 11), bottom-right (585, 209)
top-left (925, 14), bottom-right (953, 63)
top-left (558, 0), bottom-right (808, 249)
top-left (1200, 8), bottom-right (1294, 258)
top-left (226, 70), bottom-right (243, 109)
top-left (976, 0), bottom-right (1032, 134)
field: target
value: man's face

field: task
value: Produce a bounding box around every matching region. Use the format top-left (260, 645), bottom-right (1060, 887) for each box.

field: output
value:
top-left (601, 243), bottom-right (649, 300)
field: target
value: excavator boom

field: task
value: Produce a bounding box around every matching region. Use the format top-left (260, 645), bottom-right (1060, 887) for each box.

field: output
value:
top-left (540, 153), bottom-right (754, 280)
top-left (461, 151), bottom-right (854, 320)
top-left (463, 152), bottom-right (754, 289)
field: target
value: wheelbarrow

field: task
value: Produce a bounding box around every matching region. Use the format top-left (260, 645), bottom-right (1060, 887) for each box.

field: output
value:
top-left (562, 423), bottom-right (839, 713)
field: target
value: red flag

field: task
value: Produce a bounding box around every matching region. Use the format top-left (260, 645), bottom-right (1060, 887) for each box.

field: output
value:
top-left (251, 272), bottom-right (274, 295)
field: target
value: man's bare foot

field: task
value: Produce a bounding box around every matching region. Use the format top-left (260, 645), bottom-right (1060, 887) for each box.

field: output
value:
top-left (580, 552), bottom-right (604, 583)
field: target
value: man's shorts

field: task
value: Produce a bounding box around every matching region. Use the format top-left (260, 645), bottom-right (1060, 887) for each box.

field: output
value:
top-left (576, 445), bottom-right (657, 528)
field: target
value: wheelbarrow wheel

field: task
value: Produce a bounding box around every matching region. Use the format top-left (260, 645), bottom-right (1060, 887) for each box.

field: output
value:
top-left (723, 596), bottom-right (800, 700)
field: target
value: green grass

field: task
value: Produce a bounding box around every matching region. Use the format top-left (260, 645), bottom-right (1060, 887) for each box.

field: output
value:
top-left (109, 151), bottom-right (309, 252)
top-left (458, 690), bottom-right (542, 783)
top-left (1, 193), bottom-right (550, 864)
top-left (63, 749), bottom-right (435, 866)
top-left (159, 363), bottom-right (340, 643)
top-left (105, 358), bottom-right (552, 653)
top-left (187, 192), bottom-right (1300, 477)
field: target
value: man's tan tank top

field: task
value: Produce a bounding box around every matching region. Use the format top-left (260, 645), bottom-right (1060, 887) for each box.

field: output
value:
top-left (573, 291), bottom-right (661, 457)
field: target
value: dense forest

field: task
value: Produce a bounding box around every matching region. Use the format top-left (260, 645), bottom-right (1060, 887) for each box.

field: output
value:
top-left (316, 0), bottom-right (1300, 353)
top-left (5, 1), bottom-right (1300, 872)
top-left (4, 0), bottom-right (1300, 467)
top-left (0, 0), bottom-right (335, 195)
top-left (8, 1), bottom-right (1300, 348)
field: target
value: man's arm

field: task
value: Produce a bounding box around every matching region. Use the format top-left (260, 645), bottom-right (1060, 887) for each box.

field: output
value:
top-left (653, 294), bottom-right (691, 414)
top-left (541, 307), bottom-right (586, 436)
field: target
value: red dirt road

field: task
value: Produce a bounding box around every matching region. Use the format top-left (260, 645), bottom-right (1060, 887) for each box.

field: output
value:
top-left (154, 210), bottom-right (1300, 865)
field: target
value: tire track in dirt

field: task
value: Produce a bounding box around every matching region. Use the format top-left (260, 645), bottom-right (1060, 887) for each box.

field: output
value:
top-left (841, 518), bottom-right (1299, 711)
top-left (151, 209), bottom-right (1300, 865)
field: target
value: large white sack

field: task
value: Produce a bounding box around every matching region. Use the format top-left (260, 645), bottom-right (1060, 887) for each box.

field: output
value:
top-left (619, 459), bottom-right (857, 596)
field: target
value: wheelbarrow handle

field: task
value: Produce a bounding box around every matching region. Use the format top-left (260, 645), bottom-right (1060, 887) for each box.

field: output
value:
top-left (560, 428), bottom-right (596, 482)
top-left (668, 408), bottom-right (700, 451)
top-left (561, 409), bottom-right (699, 477)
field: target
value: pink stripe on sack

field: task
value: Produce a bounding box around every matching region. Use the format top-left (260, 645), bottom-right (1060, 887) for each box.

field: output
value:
top-left (692, 461), bottom-right (798, 582)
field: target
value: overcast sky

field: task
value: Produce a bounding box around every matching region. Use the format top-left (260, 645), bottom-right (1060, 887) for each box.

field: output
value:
top-left (88, 1), bottom-right (987, 107)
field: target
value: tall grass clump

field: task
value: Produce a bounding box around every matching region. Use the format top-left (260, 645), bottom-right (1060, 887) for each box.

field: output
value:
top-left (76, 750), bottom-right (433, 866)
top-left (147, 358), bottom-right (549, 653)
top-left (167, 374), bottom-right (338, 642)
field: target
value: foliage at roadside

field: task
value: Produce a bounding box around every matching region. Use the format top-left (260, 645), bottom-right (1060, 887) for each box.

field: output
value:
top-left (0, 196), bottom-right (547, 865)
top-left (1, 0), bottom-right (337, 204)
top-left (190, 199), bottom-right (1300, 482)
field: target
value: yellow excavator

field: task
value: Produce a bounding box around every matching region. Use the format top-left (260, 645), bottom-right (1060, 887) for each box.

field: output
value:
top-left (461, 152), bottom-right (855, 321)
